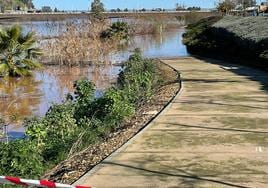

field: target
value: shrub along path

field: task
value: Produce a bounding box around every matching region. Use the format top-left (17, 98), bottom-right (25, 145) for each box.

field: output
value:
top-left (75, 57), bottom-right (268, 187)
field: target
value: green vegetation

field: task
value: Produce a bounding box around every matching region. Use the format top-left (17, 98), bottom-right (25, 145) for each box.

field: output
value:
top-left (0, 50), bottom-right (164, 179)
top-left (0, 0), bottom-right (34, 12)
top-left (0, 25), bottom-right (42, 77)
top-left (183, 16), bottom-right (222, 52)
top-left (183, 16), bottom-right (268, 67)
top-left (101, 22), bottom-right (130, 40)
top-left (0, 140), bottom-right (44, 178)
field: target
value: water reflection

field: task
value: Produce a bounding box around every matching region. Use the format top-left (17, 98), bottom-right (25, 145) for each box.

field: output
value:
top-left (0, 76), bottom-right (42, 121)
top-left (110, 29), bottom-right (188, 63)
top-left (0, 65), bottom-right (121, 132)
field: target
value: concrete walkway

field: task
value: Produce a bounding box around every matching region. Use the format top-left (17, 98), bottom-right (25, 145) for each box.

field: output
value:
top-left (75, 57), bottom-right (268, 188)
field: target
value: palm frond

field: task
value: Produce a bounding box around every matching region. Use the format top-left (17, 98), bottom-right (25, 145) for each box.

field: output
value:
top-left (0, 28), bottom-right (9, 50)
top-left (28, 48), bottom-right (43, 58)
top-left (8, 25), bottom-right (22, 42)
top-left (20, 32), bottom-right (36, 50)
top-left (0, 63), bottom-right (9, 76)
top-left (22, 59), bottom-right (42, 69)
top-left (0, 28), bottom-right (8, 39)
top-left (12, 67), bottom-right (32, 77)
top-left (19, 31), bottom-right (34, 43)
top-left (0, 25), bottom-right (42, 77)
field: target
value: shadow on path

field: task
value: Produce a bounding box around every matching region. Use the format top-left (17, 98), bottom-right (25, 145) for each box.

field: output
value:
top-left (196, 57), bottom-right (268, 92)
top-left (103, 161), bottom-right (251, 188)
top-left (173, 101), bottom-right (268, 110)
top-left (183, 78), bottom-right (243, 83)
top-left (156, 122), bottom-right (268, 134)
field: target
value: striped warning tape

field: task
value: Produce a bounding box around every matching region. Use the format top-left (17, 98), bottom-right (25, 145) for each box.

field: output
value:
top-left (0, 176), bottom-right (92, 188)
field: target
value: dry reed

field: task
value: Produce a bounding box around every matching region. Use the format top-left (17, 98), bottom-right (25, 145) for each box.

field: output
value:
top-left (126, 15), bottom-right (184, 35)
top-left (41, 20), bottom-right (119, 66)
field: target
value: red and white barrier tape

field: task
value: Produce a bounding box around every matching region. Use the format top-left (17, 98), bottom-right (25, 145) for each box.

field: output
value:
top-left (0, 176), bottom-right (92, 188)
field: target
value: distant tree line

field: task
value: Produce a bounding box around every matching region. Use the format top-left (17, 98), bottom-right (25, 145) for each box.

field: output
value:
top-left (216, 0), bottom-right (258, 13)
top-left (0, 0), bottom-right (34, 12)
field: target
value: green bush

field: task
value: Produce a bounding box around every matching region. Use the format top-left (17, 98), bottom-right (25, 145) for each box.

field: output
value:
top-left (26, 102), bottom-right (78, 162)
top-left (183, 16), bottom-right (222, 53)
top-left (73, 79), bottom-right (95, 118)
top-left (0, 50), bottom-right (163, 179)
top-left (101, 22), bottom-right (130, 40)
top-left (118, 50), bottom-right (160, 104)
top-left (101, 88), bottom-right (134, 125)
top-left (0, 140), bottom-right (44, 178)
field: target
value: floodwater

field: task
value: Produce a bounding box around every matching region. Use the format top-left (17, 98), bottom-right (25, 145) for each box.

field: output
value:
top-left (0, 20), bottom-right (189, 138)
top-left (1, 65), bottom-right (121, 136)
top-left (111, 28), bottom-right (188, 62)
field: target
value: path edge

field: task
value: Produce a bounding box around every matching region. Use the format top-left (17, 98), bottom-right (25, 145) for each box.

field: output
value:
top-left (73, 58), bottom-right (184, 186)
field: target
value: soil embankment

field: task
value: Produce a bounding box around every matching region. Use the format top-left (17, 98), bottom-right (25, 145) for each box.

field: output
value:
top-left (183, 16), bottom-right (268, 68)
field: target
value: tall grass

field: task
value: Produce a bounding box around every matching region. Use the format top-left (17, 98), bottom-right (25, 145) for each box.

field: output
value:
top-left (41, 20), bottom-right (120, 66)
top-left (122, 15), bottom-right (184, 35)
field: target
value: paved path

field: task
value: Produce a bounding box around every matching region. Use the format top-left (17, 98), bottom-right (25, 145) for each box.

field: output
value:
top-left (75, 57), bottom-right (268, 188)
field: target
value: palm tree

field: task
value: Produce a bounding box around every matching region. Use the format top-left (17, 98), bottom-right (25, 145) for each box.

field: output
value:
top-left (0, 25), bottom-right (42, 77)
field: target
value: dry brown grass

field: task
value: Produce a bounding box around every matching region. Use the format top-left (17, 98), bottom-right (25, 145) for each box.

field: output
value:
top-left (41, 20), bottom-right (119, 66)
top-left (126, 15), bottom-right (184, 35)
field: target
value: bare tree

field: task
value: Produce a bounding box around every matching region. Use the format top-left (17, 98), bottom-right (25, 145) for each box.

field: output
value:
top-left (216, 0), bottom-right (257, 13)
top-left (90, 0), bottom-right (105, 20)
top-left (216, 0), bottom-right (235, 13)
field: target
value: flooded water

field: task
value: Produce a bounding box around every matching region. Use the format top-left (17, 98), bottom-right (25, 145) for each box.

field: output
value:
top-left (111, 28), bottom-right (188, 62)
top-left (0, 20), bottom-right (189, 138)
top-left (1, 65), bottom-right (121, 135)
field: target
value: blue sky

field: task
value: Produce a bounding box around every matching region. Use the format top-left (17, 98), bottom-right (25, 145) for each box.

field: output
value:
top-left (33, 0), bottom-right (217, 10)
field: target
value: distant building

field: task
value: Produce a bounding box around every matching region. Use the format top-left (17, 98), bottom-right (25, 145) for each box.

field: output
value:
top-left (41, 6), bottom-right (52, 12)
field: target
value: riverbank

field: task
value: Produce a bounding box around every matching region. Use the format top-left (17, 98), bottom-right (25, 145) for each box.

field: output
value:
top-left (42, 59), bottom-right (181, 183)
top-left (183, 16), bottom-right (268, 69)
top-left (0, 53), bottom-right (181, 183)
